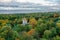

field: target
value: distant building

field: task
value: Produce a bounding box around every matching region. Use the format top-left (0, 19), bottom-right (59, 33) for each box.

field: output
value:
top-left (22, 17), bottom-right (27, 25)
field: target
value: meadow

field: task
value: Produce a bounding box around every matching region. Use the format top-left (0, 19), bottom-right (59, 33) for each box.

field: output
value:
top-left (0, 12), bottom-right (60, 40)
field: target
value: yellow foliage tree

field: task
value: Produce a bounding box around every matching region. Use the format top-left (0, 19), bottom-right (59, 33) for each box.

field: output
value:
top-left (56, 23), bottom-right (60, 28)
top-left (0, 19), bottom-right (8, 26)
top-left (15, 38), bottom-right (20, 40)
top-left (0, 38), bottom-right (5, 40)
top-left (29, 18), bottom-right (37, 26)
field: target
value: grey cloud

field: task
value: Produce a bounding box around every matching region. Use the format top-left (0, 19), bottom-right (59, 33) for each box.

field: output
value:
top-left (45, 0), bottom-right (60, 4)
top-left (0, 1), bottom-right (60, 13)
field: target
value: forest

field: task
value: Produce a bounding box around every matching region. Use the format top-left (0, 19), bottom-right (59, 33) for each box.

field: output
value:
top-left (0, 12), bottom-right (60, 40)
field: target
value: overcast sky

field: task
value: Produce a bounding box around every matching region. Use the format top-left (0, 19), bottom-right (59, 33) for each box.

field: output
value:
top-left (0, 0), bottom-right (60, 13)
top-left (0, 0), bottom-right (60, 6)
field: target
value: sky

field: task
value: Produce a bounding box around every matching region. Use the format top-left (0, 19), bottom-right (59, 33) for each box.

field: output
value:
top-left (0, 0), bottom-right (60, 13)
top-left (0, 0), bottom-right (59, 6)
top-left (0, 0), bottom-right (60, 5)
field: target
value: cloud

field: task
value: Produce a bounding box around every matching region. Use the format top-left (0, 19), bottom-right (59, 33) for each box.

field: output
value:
top-left (0, 0), bottom-right (59, 6)
top-left (0, 0), bottom-right (12, 3)
top-left (0, 7), bottom-right (42, 10)
top-left (45, 0), bottom-right (60, 4)
top-left (0, 0), bottom-right (60, 13)
top-left (16, 0), bottom-right (58, 6)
